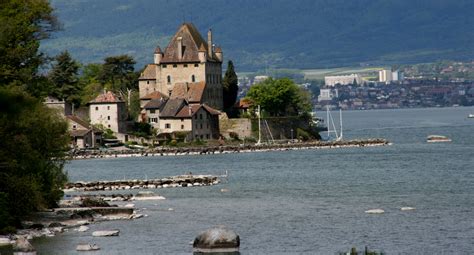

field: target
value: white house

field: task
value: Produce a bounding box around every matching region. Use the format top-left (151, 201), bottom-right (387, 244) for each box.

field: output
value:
top-left (88, 91), bottom-right (128, 134)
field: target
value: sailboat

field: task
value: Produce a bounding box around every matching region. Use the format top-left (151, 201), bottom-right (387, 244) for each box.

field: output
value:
top-left (255, 105), bottom-right (274, 146)
top-left (325, 105), bottom-right (343, 141)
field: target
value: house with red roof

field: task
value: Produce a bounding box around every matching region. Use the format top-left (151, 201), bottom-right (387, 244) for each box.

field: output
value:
top-left (88, 91), bottom-right (128, 134)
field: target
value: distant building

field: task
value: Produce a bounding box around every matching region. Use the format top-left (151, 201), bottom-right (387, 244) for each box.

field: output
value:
top-left (325, 74), bottom-right (362, 86)
top-left (67, 115), bottom-right (102, 149)
top-left (379, 69), bottom-right (392, 83)
top-left (88, 91), bottom-right (128, 134)
top-left (379, 69), bottom-right (404, 83)
top-left (318, 88), bottom-right (338, 102)
top-left (44, 96), bottom-right (72, 116)
top-left (391, 70), bottom-right (404, 81)
top-left (253, 75), bottom-right (269, 85)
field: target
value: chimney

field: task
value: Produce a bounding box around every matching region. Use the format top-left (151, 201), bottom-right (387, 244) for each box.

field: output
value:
top-left (177, 37), bottom-right (183, 60)
top-left (207, 29), bottom-right (212, 57)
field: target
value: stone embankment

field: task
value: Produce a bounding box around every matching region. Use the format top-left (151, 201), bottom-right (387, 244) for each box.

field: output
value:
top-left (71, 139), bottom-right (390, 160)
top-left (64, 174), bottom-right (221, 192)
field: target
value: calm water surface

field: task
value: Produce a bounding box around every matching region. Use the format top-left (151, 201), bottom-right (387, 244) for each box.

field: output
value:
top-left (34, 107), bottom-right (474, 254)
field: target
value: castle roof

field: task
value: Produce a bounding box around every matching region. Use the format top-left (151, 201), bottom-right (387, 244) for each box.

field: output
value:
top-left (161, 23), bottom-right (220, 63)
top-left (139, 64), bottom-right (157, 80)
top-left (170, 81), bottom-right (206, 103)
top-left (89, 91), bottom-right (123, 104)
top-left (154, 46), bottom-right (162, 54)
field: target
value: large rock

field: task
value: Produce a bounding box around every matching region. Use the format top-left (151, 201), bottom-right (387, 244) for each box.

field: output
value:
top-left (76, 243), bottom-right (100, 251)
top-left (193, 226), bottom-right (239, 254)
top-left (13, 236), bottom-right (36, 255)
top-left (92, 230), bottom-right (120, 237)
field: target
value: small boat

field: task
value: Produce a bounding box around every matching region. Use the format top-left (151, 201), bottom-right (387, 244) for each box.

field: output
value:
top-left (76, 243), bottom-right (100, 251)
top-left (468, 114), bottom-right (474, 118)
top-left (427, 135), bottom-right (452, 143)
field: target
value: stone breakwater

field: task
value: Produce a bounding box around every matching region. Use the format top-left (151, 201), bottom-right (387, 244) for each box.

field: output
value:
top-left (71, 139), bottom-right (390, 160)
top-left (64, 174), bottom-right (221, 192)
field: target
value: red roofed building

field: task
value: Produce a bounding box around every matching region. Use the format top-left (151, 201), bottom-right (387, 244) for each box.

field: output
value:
top-left (88, 91), bottom-right (128, 134)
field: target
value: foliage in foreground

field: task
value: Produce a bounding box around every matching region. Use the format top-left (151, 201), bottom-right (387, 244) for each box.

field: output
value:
top-left (0, 87), bottom-right (70, 232)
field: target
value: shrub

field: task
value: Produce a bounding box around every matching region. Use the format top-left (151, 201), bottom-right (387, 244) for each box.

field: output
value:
top-left (229, 132), bottom-right (240, 141)
top-left (296, 128), bottom-right (311, 141)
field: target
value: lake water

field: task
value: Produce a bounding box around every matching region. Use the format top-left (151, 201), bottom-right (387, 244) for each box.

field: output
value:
top-left (34, 107), bottom-right (474, 254)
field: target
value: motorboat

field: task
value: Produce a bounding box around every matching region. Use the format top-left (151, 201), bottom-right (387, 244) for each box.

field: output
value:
top-left (427, 135), bottom-right (452, 143)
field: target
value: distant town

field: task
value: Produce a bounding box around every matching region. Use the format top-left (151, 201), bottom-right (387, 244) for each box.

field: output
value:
top-left (237, 62), bottom-right (474, 111)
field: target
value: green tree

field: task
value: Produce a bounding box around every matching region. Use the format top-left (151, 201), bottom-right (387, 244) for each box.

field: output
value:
top-left (0, 0), bottom-right (59, 94)
top-left (0, 87), bottom-right (69, 231)
top-left (222, 60), bottom-right (239, 110)
top-left (99, 55), bottom-right (137, 92)
top-left (245, 78), bottom-right (311, 116)
top-left (48, 51), bottom-right (81, 105)
top-left (79, 63), bottom-right (104, 105)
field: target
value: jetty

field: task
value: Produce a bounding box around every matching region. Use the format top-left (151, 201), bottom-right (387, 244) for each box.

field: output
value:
top-left (64, 174), bottom-right (221, 192)
top-left (70, 139), bottom-right (390, 160)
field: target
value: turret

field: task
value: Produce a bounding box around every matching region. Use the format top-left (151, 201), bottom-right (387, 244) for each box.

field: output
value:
top-left (154, 46), bottom-right (163, 64)
top-left (198, 44), bottom-right (207, 63)
top-left (207, 29), bottom-right (213, 57)
top-left (215, 46), bottom-right (223, 62)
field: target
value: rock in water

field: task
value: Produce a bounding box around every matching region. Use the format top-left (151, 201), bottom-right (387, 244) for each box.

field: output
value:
top-left (77, 226), bottom-right (89, 232)
top-left (92, 230), bottom-right (120, 237)
top-left (193, 225), bottom-right (239, 254)
top-left (76, 243), bottom-right (100, 251)
top-left (365, 209), bottom-right (385, 214)
top-left (13, 236), bottom-right (36, 255)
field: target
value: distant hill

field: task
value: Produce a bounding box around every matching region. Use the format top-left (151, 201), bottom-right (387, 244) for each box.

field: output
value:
top-left (42, 0), bottom-right (474, 71)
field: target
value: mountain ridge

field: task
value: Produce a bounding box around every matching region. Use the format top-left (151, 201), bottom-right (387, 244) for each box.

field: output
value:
top-left (42, 0), bottom-right (474, 71)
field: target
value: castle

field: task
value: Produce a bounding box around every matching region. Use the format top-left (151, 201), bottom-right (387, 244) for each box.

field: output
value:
top-left (139, 23), bottom-right (223, 110)
top-left (138, 23), bottom-right (224, 140)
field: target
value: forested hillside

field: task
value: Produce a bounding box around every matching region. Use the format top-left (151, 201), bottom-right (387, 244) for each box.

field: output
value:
top-left (42, 0), bottom-right (474, 70)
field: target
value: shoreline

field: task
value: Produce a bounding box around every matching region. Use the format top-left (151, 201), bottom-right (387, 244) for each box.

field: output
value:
top-left (70, 139), bottom-right (390, 160)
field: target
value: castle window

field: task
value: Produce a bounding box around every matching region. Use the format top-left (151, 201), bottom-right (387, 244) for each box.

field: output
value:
top-left (194, 64), bottom-right (199, 67)
top-left (108, 124), bottom-right (111, 128)
top-left (150, 109), bottom-right (155, 114)
top-left (184, 64), bottom-right (188, 68)
top-left (107, 106), bottom-right (110, 110)
top-left (72, 124), bottom-right (77, 130)
top-left (200, 114), bottom-right (203, 120)
top-left (181, 118), bottom-right (184, 122)
top-left (147, 81), bottom-right (149, 84)
top-left (165, 123), bottom-right (171, 129)
top-left (95, 107), bottom-right (98, 111)
top-left (191, 75), bottom-right (195, 82)
top-left (181, 125), bottom-right (184, 129)
top-left (163, 64), bottom-right (167, 68)
top-left (107, 116), bottom-right (110, 120)
top-left (206, 134), bottom-right (210, 139)
top-left (173, 64), bottom-right (177, 68)
top-left (167, 75), bottom-right (171, 83)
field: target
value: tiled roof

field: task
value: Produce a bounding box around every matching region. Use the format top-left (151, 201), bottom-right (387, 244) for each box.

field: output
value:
top-left (175, 104), bottom-right (201, 118)
top-left (170, 81), bottom-right (206, 103)
top-left (140, 91), bottom-right (168, 100)
top-left (89, 91), bottom-right (123, 104)
top-left (159, 98), bottom-right (186, 117)
top-left (70, 129), bottom-right (91, 137)
top-left (66, 115), bottom-right (90, 129)
top-left (161, 23), bottom-right (220, 63)
top-left (139, 64), bottom-right (157, 80)
top-left (144, 98), bottom-right (167, 110)
top-left (202, 104), bottom-right (221, 115)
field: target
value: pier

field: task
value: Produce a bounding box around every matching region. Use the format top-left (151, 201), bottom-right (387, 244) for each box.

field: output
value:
top-left (70, 139), bottom-right (390, 160)
top-left (64, 174), bottom-right (221, 192)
